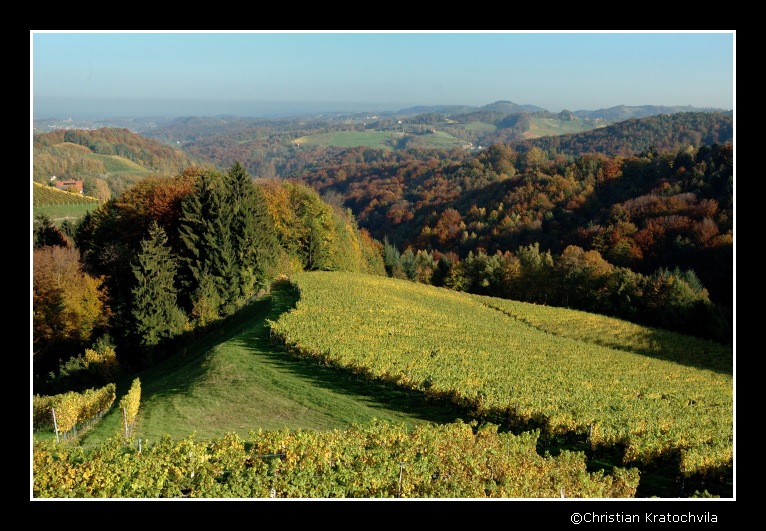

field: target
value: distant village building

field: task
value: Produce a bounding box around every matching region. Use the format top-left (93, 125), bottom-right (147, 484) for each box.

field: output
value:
top-left (53, 179), bottom-right (84, 194)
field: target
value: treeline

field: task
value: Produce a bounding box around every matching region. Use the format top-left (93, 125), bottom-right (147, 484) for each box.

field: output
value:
top-left (381, 240), bottom-right (729, 343)
top-left (33, 162), bottom-right (384, 383)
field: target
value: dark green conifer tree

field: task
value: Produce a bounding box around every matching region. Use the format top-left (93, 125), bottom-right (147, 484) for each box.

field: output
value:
top-left (178, 169), bottom-right (236, 315)
top-left (33, 214), bottom-right (70, 248)
top-left (179, 163), bottom-right (279, 321)
top-left (227, 162), bottom-right (277, 300)
top-left (130, 221), bottom-right (186, 356)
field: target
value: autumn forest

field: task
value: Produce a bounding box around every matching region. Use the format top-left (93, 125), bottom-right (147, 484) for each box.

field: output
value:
top-left (33, 110), bottom-right (733, 394)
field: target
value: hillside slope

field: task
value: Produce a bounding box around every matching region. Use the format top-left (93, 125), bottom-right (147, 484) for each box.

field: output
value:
top-left (79, 280), bottom-right (461, 446)
top-left (68, 271), bottom-right (731, 497)
top-left (33, 127), bottom-right (201, 199)
top-left (272, 272), bottom-right (732, 483)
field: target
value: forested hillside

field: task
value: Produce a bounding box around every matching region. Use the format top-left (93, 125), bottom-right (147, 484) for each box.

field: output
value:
top-left (137, 108), bottom-right (730, 181)
top-left (33, 128), bottom-right (200, 200)
top-left (509, 112), bottom-right (732, 157)
top-left (290, 115), bottom-right (732, 342)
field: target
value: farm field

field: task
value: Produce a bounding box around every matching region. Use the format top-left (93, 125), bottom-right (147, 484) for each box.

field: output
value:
top-left (93, 153), bottom-right (153, 175)
top-left (524, 116), bottom-right (600, 138)
top-left (294, 130), bottom-right (401, 148)
top-left (293, 129), bottom-right (465, 149)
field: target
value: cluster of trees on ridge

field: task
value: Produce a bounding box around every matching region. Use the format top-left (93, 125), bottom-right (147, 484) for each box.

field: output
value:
top-left (33, 162), bottom-right (384, 392)
top-left (511, 111), bottom-right (733, 157)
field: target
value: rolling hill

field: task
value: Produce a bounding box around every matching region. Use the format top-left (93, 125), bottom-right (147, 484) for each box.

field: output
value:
top-left (33, 127), bottom-right (201, 199)
top-left (58, 271), bottom-right (732, 497)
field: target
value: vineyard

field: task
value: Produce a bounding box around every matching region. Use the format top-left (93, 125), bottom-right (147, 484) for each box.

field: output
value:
top-left (271, 272), bottom-right (733, 483)
top-left (31, 271), bottom-right (732, 498)
top-left (33, 182), bottom-right (101, 225)
top-left (32, 182), bottom-right (100, 207)
top-left (33, 420), bottom-right (640, 498)
top-left (472, 295), bottom-right (732, 375)
top-left (93, 153), bottom-right (152, 174)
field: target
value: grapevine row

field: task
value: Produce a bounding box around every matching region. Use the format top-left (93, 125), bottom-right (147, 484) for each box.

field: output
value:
top-left (270, 272), bottom-right (733, 479)
top-left (33, 383), bottom-right (116, 436)
top-left (33, 420), bottom-right (639, 498)
top-left (119, 378), bottom-right (141, 436)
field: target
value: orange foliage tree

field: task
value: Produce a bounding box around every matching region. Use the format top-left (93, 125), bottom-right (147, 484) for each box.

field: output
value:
top-left (33, 246), bottom-right (111, 368)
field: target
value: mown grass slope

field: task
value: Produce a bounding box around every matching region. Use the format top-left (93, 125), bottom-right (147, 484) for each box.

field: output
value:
top-left (78, 281), bottom-right (463, 447)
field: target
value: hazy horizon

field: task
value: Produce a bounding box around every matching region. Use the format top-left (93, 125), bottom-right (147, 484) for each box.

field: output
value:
top-left (31, 31), bottom-right (735, 121)
top-left (32, 97), bottom-right (732, 122)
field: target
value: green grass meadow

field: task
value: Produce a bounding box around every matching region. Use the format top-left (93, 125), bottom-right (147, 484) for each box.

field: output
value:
top-left (295, 130), bottom-right (399, 148)
top-left (33, 204), bottom-right (99, 225)
top-left (294, 129), bottom-right (466, 149)
top-left (526, 117), bottom-right (598, 138)
top-left (77, 281), bottom-right (462, 448)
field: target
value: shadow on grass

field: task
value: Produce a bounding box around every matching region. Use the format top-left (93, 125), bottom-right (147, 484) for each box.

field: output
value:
top-left (77, 279), bottom-right (732, 499)
top-left (223, 279), bottom-right (471, 426)
top-left (79, 279), bottom-right (469, 448)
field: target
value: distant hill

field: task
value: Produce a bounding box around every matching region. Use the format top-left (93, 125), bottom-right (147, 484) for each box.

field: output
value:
top-left (396, 101), bottom-right (547, 118)
top-left (33, 101), bottom-right (728, 133)
top-left (509, 111), bottom-right (733, 156)
top-left (574, 105), bottom-right (730, 121)
top-left (394, 104), bottom-right (477, 116)
top-left (481, 100), bottom-right (547, 114)
top-left (392, 102), bottom-right (720, 124)
top-left (33, 127), bottom-right (201, 199)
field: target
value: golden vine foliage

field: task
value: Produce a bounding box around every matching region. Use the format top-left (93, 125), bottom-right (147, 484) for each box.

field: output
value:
top-left (33, 421), bottom-right (639, 498)
top-left (271, 272), bottom-right (732, 479)
top-left (119, 378), bottom-right (141, 434)
top-left (33, 383), bottom-right (116, 433)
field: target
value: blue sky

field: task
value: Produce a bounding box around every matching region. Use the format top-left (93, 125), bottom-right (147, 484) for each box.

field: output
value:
top-left (31, 31), bottom-right (735, 119)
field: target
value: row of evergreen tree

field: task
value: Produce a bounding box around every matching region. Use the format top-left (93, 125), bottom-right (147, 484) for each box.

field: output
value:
top-left (34, 162), bottom-right (383, 376)
top-left (106, 163), bottom-right (277, 362)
